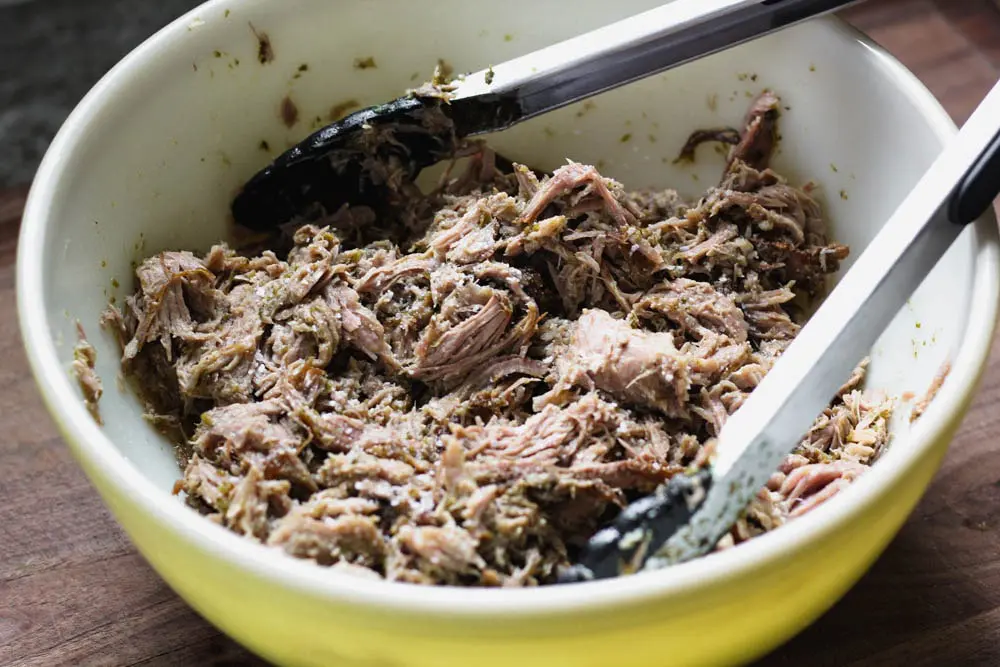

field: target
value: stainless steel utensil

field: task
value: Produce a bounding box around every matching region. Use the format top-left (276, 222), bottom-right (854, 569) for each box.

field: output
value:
top-left (561, 76), bottom-right (1000, 583)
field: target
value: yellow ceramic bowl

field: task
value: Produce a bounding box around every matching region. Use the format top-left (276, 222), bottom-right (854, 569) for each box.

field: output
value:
top-left (17, 1), bottom-right (1000, 665)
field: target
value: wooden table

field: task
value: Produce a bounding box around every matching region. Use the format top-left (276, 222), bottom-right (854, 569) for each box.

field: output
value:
top-left (3, 1), bottom-right (1000, 665)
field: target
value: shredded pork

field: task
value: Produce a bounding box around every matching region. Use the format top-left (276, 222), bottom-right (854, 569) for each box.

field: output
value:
top-left (72, 321), bottom-right (103, 425)
top-left (106, 91), bottom-right (892, 586)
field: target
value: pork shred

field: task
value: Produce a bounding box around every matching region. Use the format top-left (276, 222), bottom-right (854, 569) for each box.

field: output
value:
top-left (107, 91), bottom-right (891, 586)
top-left (72, 321), bottom-right (104, 425)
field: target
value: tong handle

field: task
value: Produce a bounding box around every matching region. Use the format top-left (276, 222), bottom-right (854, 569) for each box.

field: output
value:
top-left (952, 127), bottom-right (1000, 225)
top-left (565, 77), bottom-right (1000, 583)
top-left (451, 0), bottom-right (861, 133)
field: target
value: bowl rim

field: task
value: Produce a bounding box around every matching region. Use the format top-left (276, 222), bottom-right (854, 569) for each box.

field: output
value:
top-left (16, 3), bottom-right (1000, 620)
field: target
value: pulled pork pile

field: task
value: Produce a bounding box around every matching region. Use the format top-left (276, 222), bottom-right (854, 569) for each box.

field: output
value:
top-left (105, 91), bottom-right (892, 586)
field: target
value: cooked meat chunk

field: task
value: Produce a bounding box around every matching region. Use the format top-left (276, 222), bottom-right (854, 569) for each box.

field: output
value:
top-left (727, 89), bottom-right (781, 172)
top-left (910, 361), bottom-right (950, 422)
top-left (674, 89), bottom-right (780, 174)
top-left (109, 91), bottom-right (891, 586)
top-left (72, 321), bottom-right (103, 425)
top-left (547, 309), bottom-right (695, 418)
top-left (674, 128), bottom-right (742, 164)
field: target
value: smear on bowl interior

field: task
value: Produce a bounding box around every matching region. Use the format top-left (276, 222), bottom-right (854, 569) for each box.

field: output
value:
top-left (97, 83), bottom-right (894, 586)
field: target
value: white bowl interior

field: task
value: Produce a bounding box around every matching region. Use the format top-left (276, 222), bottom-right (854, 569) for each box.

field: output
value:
top-left (34, 1), bottom-right (971, 500)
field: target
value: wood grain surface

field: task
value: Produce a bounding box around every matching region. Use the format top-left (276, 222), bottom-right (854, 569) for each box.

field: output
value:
top-left (2, 1), bottom-right (1000, 665)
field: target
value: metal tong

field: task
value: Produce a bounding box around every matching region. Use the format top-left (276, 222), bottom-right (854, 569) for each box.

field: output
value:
top-left (562, 77), bottom-right (1000, 582)
top-left (231, 0), bottom-right (860, 230)
top-left (227, 0), bottom-right (1000, 581)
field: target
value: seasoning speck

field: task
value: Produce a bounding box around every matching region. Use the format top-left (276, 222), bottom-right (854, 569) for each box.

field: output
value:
top-left (354, 56), bottom-right (377, 70)
top-left (575, 101), bottom-right (597, 118)
top-left (620, 133), bottom-right (632, 143)
top-left (281, 95), bottom-right (299, 127)
top-left (298, 63), bottom-right (309, 72)
top-left (259, 139), bottom-right (270, 152)
top-left (485, 66), bottom-right (495, 85)
top-left (224, 9), bottom-right (230, 18)
top-left (504, 33), bottom-right (513, 42)
top-left (809, 64), bottom-right (817, 72)
top-left (840, 190), bottom-right (849, 200)
top-left (214, 50), bottom-right (223, 58)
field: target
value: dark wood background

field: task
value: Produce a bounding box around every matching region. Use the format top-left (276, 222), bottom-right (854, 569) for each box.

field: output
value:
top-left (3, 1), bottom-right (1000, 665)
